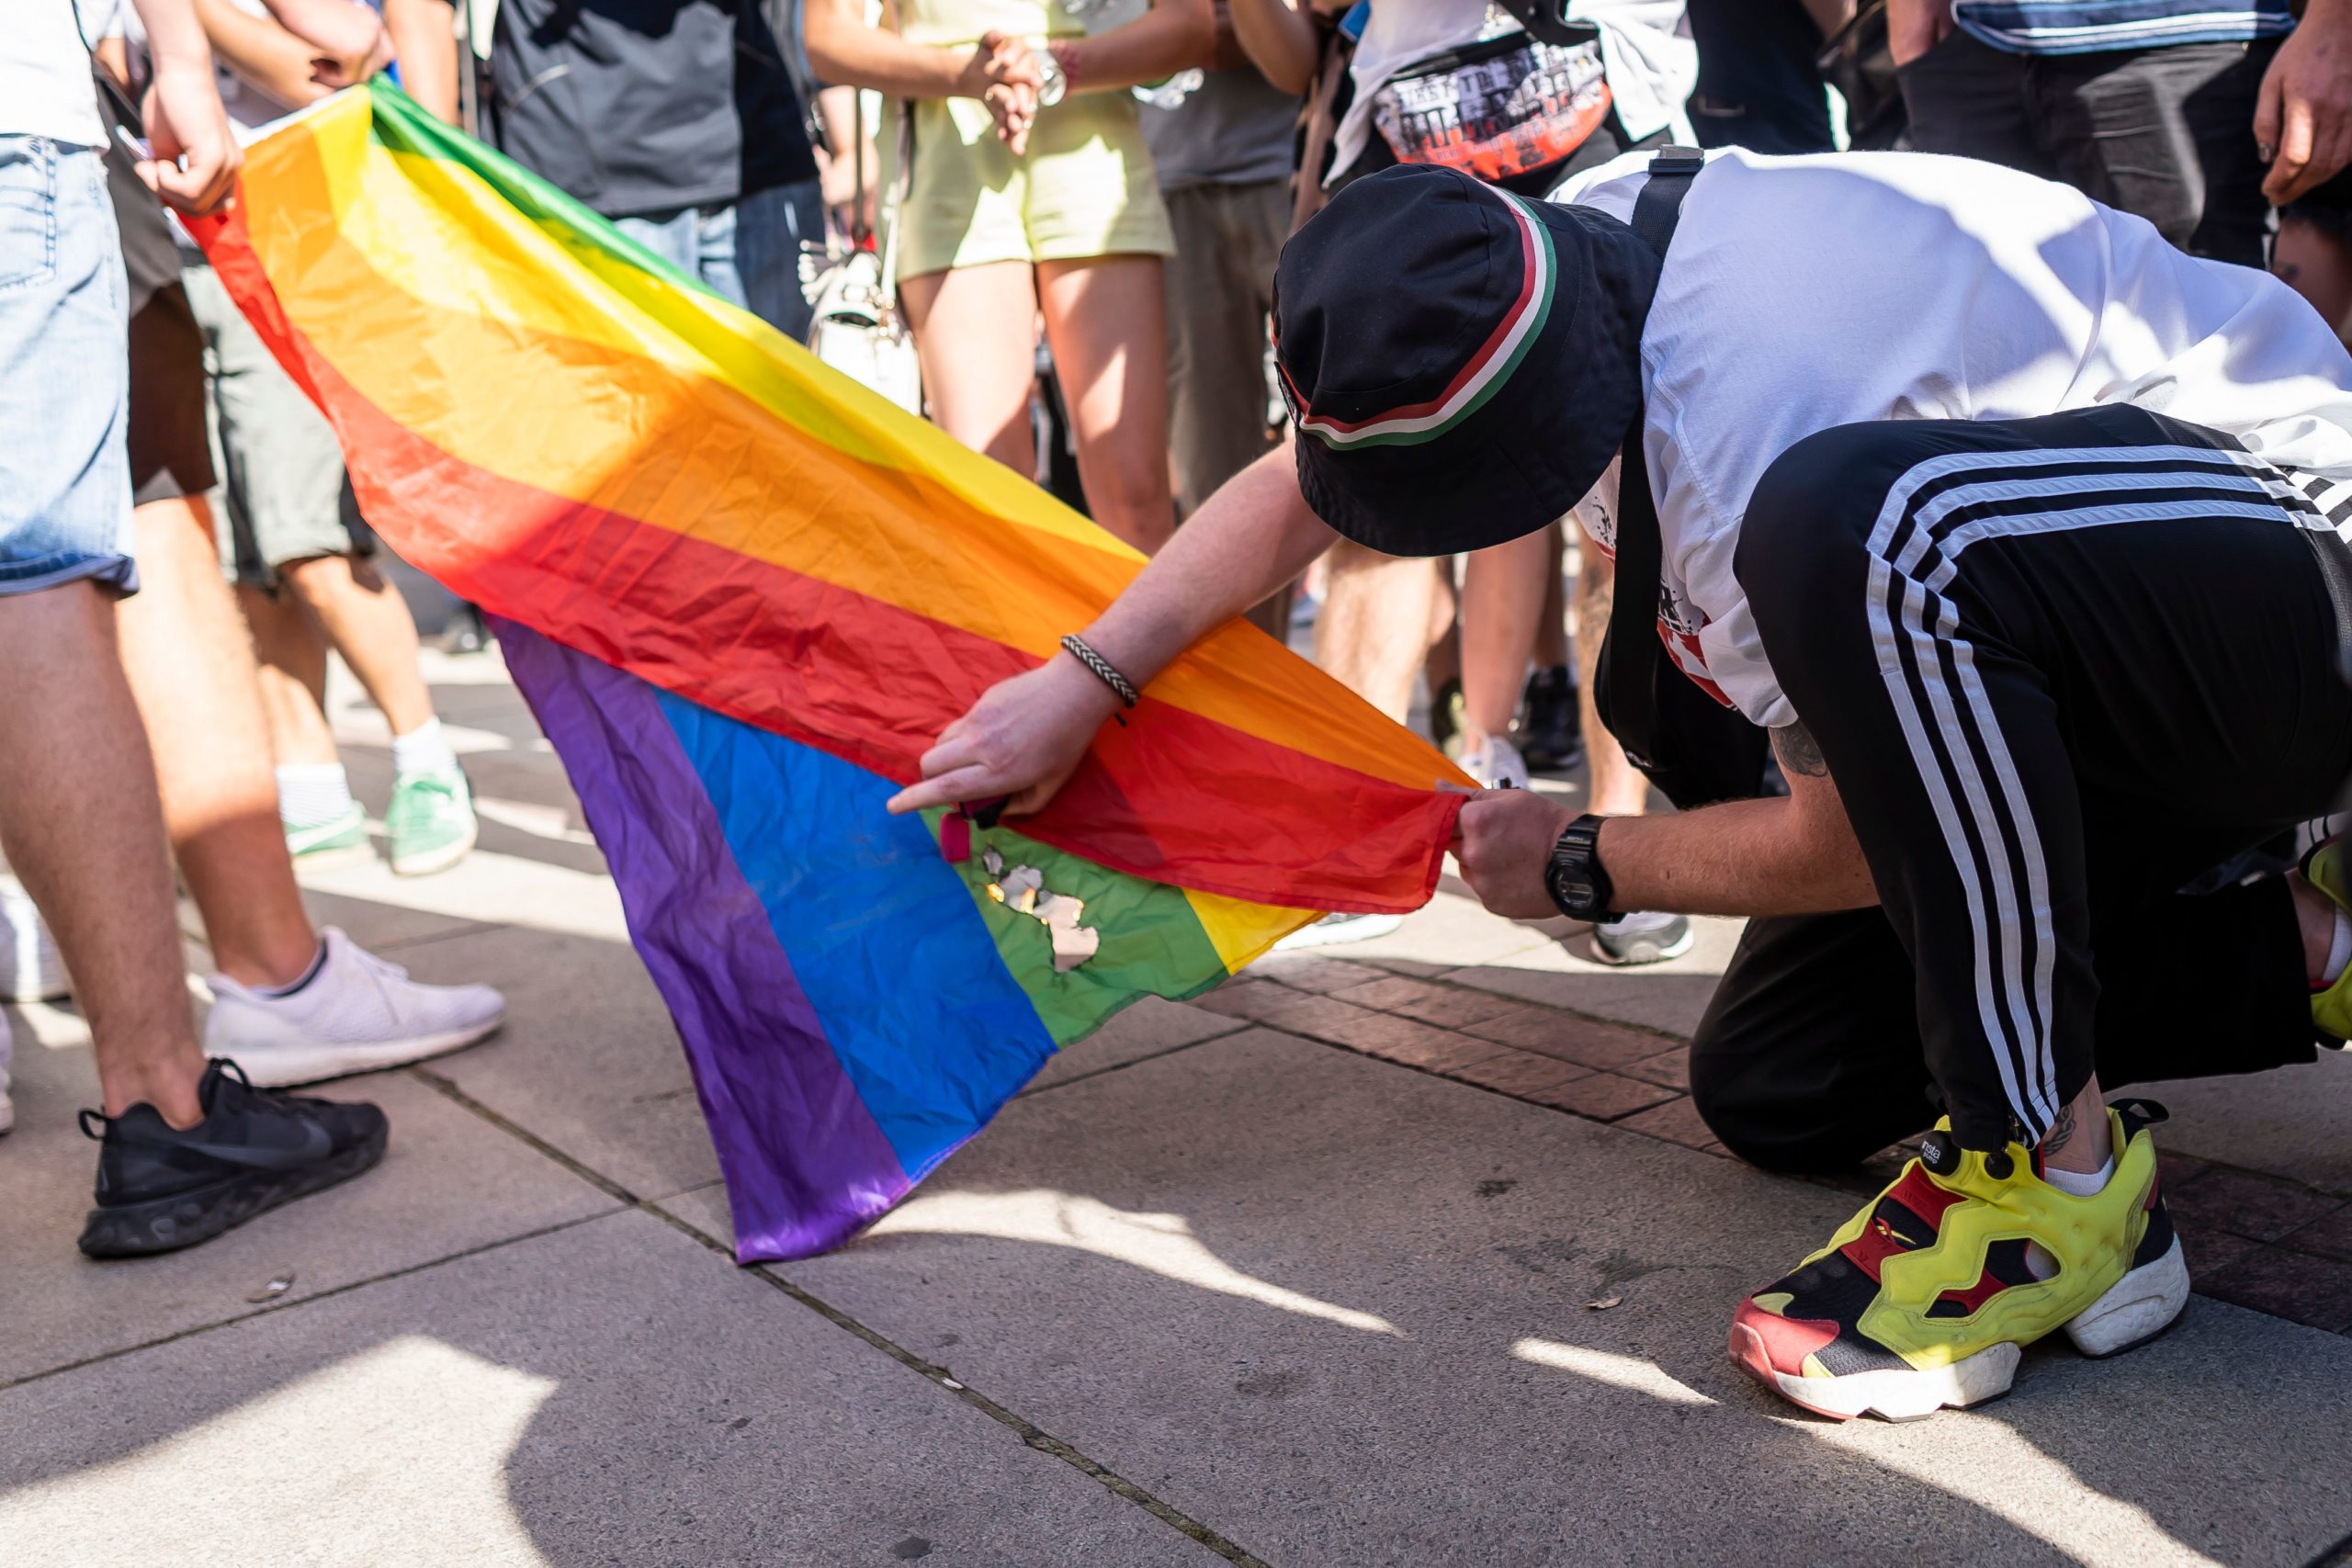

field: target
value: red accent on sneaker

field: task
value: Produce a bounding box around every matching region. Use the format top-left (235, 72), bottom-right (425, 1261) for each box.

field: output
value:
top-left (1887, 1165), bottom-right (1965, 1228)
top-left (1839, 1219), bottom-right (1913, 1283)
top-left (1928, 1272), bottom-right (2013, 1318)
top-left (1728, 1298), bottom-right (1839, 1378)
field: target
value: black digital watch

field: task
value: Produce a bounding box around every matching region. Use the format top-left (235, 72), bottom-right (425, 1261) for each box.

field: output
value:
top-left (1545, 814), bottom-right (1619, 923)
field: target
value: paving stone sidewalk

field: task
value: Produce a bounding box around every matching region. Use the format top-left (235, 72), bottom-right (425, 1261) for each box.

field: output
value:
top-left (4, 644), bottom-right (2350, 1567)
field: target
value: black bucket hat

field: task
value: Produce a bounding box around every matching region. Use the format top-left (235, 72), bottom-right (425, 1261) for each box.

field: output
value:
top-left (1273, 163), bottom-right (1661, 557)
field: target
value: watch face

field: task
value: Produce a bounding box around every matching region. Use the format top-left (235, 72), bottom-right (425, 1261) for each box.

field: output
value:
top-left (1548, 864), bottom-right (1596, 911)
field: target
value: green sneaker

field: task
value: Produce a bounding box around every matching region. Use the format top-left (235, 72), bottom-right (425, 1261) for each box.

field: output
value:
top-left (2304, 838), bottom-right (2352, 1040)
top-left (284, 803), bottom-right (370, 865)
top-left (388, 766), bottom-right (478, 877)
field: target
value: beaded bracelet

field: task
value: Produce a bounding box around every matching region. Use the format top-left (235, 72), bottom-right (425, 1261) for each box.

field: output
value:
top-left (1060, 634), bottom-right (1138, 707)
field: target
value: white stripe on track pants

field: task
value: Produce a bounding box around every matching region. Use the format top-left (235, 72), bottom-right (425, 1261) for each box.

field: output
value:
top-left (1733, 404), bottom-right (2352, 1151)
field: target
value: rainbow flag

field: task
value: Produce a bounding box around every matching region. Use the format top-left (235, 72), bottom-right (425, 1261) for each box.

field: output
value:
top-left (193, 82), bottom-right (1466, 1259)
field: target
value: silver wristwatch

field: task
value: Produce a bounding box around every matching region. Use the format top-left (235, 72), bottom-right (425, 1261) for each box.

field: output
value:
top-left (1036, 51), bottom-right (1069, 107)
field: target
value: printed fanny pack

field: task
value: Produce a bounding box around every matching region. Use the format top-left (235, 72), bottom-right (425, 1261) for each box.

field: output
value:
top-left (1371, 17), bottom-right (1610, 186)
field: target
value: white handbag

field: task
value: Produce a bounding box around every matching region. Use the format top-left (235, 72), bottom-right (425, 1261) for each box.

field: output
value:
top-left (804, 104), bottom-right (923, 415)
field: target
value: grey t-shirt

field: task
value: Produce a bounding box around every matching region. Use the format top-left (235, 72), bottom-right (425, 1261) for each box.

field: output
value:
top-left (1141, 64), bottom-right (1300, 192)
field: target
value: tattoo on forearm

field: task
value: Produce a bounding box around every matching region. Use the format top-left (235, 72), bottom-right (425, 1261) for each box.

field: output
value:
top-left (2041, 1101), bottom-right (2079, 1156)
top-left (1770, 720), bottom-right (1827, 778)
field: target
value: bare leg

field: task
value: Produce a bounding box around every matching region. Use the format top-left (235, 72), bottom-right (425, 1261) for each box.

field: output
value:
top-left (1573, 529), bottom-right (1651, 816)
top-left (1316, 541), bottom-right (1447, 723)
top-left (899, 261), bottom-right (1041, 479)
top-left (2275, 213), bottom-right (2352, 344)
top-left (239, 581), bottom-right (340, 769)
top-left (1038, 255), bottom-right (1176, 554)
top-left (278, 552), bottom-right (435, 738)
top-left (117, 496), bottom-right (320, 989)
top-left (1423, 602), bottom-right (1461, 710)
top-left (2041, 1072), bottom-right (2115, 1175)
top-left (0, 582), bottom-right (205, 1125)
top-left (1458, 530), bottom-right (1550, 750)
top-left (1534, 523), bottom-right (1570, 669)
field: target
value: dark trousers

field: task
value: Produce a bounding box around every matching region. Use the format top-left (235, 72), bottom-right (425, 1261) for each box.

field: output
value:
top-left (1686, 0), bottom-right (1838, 156)
top-left (1898, 31), bottom-right (2277, 266)
top-left (1692, 405), bottom-right (2348, 1161)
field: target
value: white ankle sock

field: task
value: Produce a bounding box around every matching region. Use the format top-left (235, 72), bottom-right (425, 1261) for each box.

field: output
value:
top-left (277, 763), bottom-right (356, 829)
top-left (2043, 1156), bottom-right (2114, 1198)
top-left (390, 717), bottom-right (458, 778)
top-left (2324, 907), bottom-right (2352, 987)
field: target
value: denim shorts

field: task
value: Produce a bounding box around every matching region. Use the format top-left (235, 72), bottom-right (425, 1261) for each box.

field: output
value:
top-left (0, 137), bottom-right (135, 598)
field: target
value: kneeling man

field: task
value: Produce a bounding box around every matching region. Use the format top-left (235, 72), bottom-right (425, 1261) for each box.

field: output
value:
top-left (891, 147), bottom-right (2352, 1420)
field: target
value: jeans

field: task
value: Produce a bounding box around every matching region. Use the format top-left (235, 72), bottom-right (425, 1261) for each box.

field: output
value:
top-left (615, 176), bottom-right (824, 340)
top-left (0, 138), bottom-right (135, 597)
top-left (1899, 31), bottom-right (2277, 266)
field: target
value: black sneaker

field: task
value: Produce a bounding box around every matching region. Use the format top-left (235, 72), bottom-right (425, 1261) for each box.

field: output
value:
top-left (1427, 674), bottom-right (1464, 758)
top-left (1515, 665), bottom-right (1584, 772)
top-left (78, 1059), bottom-right (388, 1258)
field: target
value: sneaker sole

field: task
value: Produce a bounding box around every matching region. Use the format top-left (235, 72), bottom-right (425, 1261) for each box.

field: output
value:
top-left (1728, 1235), bottom-right (2191, 1420)
top-left (78, 1120), bottom-right (388, 1258)
top-left (1591, 926), bottom-right (1698, 966)
top-left (1521, 745), bottom-right (1586, 774)
top-left (1273, 914), bottom-right (1406, 952)
top-left (390, 818), bottom-right (479, 879)
top-left (216, 1018), bottom-right (505, 1089)
top-left (2, 979), bottom-right (71, 1002)
top-left (2064, 1235), bottom-right (2190, 1358)
top-left (1730, 1325), bottom-right (2018, 1422)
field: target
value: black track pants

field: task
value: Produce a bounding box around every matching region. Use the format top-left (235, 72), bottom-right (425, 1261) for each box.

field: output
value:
top-left (1718, 405), bottom-right (2352, 1155)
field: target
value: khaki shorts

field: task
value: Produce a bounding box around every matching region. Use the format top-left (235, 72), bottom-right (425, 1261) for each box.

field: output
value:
top-left (889, 92), bottom-right (1175, 279)
top-left (182, 261), bottom-right (368, 589)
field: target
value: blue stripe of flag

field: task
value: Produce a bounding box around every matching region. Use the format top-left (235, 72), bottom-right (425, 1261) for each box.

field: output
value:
top-left (656, 691), bottom-right (1057, 1183)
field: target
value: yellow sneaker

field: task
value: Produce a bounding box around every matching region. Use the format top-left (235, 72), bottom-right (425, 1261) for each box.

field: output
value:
top-left (2302, 839), bottom-right (2352, 1041)
top-left (1729, 1101), bottom-right (2187, 1421)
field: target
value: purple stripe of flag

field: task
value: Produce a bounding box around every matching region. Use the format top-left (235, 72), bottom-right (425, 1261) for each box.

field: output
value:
top-left (494, 619), bottom-right (909, 1258)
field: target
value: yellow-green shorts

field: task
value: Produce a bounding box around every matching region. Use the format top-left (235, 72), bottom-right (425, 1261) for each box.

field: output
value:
top-left (889, 91), bottom-right (1176, 280)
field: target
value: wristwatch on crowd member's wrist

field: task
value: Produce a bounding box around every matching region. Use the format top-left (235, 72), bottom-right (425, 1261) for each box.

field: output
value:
top-left (1036, 48), bottom-right (1069, 107)
top-left (1545, 814), bottom-right (1620, 923)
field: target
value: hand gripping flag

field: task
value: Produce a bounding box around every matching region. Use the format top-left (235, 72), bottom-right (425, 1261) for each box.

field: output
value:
top-left (192, 82), bottom-right (1469, 1259)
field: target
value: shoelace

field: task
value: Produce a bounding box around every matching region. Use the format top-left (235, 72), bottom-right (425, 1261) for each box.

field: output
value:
top-left (324, 933), bottom-right (420, 1030)
top-left (389, 772), bottom-right (465, 831)
top-left (76, 1058), bottom-right (302, 1142)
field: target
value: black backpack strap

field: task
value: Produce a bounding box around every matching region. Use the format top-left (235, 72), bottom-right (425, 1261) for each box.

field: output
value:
top-left (1629, 145), bottom-right (1703, 254)
top-left (1600, 148), bottom-right (1702, 780)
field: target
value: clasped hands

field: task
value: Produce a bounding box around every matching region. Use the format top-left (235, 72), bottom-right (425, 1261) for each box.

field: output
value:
top-left (960, 29), bottom-right (1048, 156)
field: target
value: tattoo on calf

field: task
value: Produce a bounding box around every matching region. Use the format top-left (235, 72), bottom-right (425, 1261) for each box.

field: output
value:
top-left (2042, 1101), bottom-right (2079, 1156)
top-left (1770, 720), bottom-right (1827, 778)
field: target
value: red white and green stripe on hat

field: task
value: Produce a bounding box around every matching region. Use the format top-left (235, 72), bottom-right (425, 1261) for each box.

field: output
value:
top-left (1283, 188), bottom-right (1558, 450)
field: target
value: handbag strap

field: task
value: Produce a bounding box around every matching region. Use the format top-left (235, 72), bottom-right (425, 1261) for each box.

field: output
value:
top-left (876, 98), bottom-right (914, 311)
top-left (1600, 146), bottom-right (1703, 774)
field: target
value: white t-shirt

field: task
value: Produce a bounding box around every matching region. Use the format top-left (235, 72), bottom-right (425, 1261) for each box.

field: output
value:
top-left (1554, 146), bottom-right (2352, 730)
top-left (5, 3), bottom-right (107, 146)
top-left (1329, 0), bottom-right (1694, 186)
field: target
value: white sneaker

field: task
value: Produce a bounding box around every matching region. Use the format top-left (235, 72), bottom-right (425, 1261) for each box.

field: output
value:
top-left (1, 875), bottom-right (70, 1002)
top-left (204, 927), bottom-right (506, 1088)
top-left (1591, 910), bottom-right (1695, 965)
top-left (0, 1007), bottom-right (15, 1136)
top-left (1274, 910), bottom-right (1406, 952)
top-left (1460, 734), bottom-right (1532, 790)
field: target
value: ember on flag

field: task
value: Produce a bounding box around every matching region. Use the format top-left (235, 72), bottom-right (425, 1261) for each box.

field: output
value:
top-left (191, 81), bottom-right (1467, 1259)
